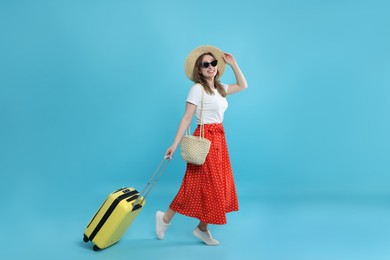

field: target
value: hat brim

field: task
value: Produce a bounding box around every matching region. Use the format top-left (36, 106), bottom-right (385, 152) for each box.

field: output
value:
top-left (184, 45), bottom-right (226, 82)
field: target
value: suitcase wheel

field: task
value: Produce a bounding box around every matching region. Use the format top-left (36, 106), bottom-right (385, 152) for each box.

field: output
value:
top-left (83, 234), bottom-right (89, 243)
top-left (93, 245), bottom-right (100, 251)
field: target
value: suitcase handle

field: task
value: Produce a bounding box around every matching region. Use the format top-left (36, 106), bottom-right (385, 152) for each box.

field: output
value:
top-left (131, 156), bottom-right (170, 211)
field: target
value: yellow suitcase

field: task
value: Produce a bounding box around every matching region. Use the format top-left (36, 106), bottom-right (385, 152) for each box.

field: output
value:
top-left (83, 158), bottom-right (169, 251)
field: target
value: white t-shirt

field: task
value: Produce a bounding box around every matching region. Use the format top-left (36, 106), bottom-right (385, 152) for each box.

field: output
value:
top-left (186, 83), bottom-right (229, 124)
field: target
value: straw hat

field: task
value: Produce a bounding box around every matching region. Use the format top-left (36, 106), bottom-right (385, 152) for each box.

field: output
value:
top-left (184, 45), bottom-right (226, 82)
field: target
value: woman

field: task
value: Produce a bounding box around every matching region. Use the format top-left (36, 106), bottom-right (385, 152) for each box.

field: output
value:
top-left (156, 45), bottom-right (248, 246)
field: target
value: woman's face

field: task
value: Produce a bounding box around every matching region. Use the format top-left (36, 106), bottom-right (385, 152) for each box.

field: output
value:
top-left (199, 54), bottom-right (218, 80)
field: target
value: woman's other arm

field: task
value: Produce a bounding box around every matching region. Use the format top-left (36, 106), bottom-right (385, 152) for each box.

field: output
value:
top-left (165, 102), bottom-right (196, 159)
top-left (223, 52), bottom-right (248, 95)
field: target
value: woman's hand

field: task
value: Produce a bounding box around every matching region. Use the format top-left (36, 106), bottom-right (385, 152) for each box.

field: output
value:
top-left (165, 145), bottom-right (177, 160)
top-left (223, 52), bottom-right (237, 66)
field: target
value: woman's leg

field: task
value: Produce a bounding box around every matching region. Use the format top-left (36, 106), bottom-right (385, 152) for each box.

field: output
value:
top-left (163, 208), bottom-right (176, 224)
top-left (198, 221), bottom-right (208, 231)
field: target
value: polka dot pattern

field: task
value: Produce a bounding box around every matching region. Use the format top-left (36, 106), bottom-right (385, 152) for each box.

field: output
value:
top-left (170, 123), bottom-right (239, 225)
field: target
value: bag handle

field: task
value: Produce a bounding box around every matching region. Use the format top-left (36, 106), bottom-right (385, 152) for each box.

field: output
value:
top-left (185, 86), bottom-right (205, 139)
top-left (199, 87), bottom-right (205, 138)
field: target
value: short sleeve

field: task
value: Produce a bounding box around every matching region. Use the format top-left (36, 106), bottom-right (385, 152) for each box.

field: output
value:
top-left (186, 84), bottom-right (202, 107)
top-left (222, 84), bottom-right (229, 92)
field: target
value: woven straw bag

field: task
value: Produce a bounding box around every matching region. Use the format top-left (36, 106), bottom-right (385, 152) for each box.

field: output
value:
top-left (180, 88), bottom-right (211, 165)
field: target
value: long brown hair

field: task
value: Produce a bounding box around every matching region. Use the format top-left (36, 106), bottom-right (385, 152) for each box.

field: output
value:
top-left (192, 53), bottom-right (226, 97)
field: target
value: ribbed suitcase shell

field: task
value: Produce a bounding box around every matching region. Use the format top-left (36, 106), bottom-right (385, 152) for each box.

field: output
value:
top-left (83, 187), bottom-right (145, 250)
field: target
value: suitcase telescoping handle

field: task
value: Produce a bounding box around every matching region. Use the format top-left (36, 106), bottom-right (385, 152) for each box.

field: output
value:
top-left (131, 156), bottom-right (170, 211)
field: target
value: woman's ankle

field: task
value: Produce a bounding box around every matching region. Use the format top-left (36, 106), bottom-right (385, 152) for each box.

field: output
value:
top-left (162, 214), bottom-right (170, 225)
top-left (163, 208), bottom-right (176, 224)
top-left (198, 223), bottom-right (208, 232)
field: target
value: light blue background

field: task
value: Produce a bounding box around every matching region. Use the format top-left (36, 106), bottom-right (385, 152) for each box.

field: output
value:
top-left (1, 0), bottom-right (389, 259)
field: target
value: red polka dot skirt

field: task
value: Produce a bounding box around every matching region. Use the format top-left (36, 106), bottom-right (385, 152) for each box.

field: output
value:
top-left (169, 123), bottom-right (239, 225)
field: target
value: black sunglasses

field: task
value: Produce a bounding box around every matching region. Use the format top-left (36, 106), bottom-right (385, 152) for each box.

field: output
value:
top-left (200, 60), bottom-right (218, 68)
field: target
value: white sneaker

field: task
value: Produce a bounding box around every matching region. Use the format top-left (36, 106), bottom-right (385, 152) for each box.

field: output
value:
top-left (156, 211), bottom-right (169, 240)
top-left (192, 227), bottom-right (220, 246)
